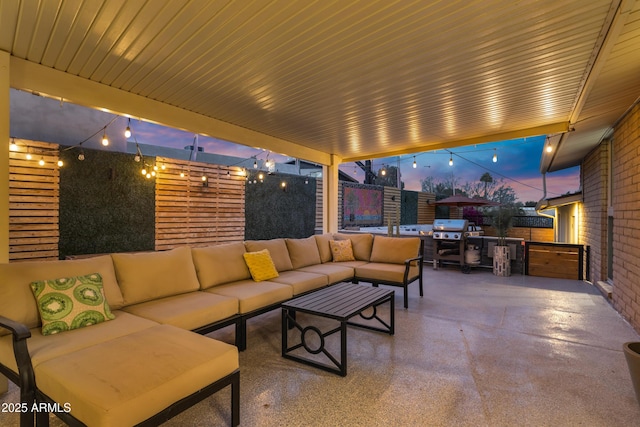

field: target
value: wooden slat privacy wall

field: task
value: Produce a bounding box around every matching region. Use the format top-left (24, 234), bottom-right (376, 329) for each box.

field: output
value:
top-left (154, 157), bottom-right (246, 250)
top-left (8, 139), bottom-right (60, 261)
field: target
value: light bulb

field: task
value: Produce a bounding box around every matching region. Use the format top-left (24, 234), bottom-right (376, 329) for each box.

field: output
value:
top-left (449, 156), bottom-right (453, 166)
top-left (413, 157), bottom-right (417, 168)
top-left (151, 170), bottom-right (156, 177)
top-left (9, 140), bottom-right (17, 151)
top-left (258, 173), bottom-right (264, 180)
top-left (381, 169), bottom-right (386, 176)
top-left (146, 173), bottom-right (151, 179)
top-left (161, 164), bottom-right (166, 170)
top-left (141, 168), bottom-right (147, 175)
top-left (78, 152), bottom-right (85, 161)
top-left (493, 151), bottom-right (498, 163)
top-left (39, 157), bottom-right (45, 166)
top-left (546, 145), bottom-right (553, 153)
top-left (253, 160), bottom-right (258, 169)
top-left (57, 160), bottom-right (63, 167)
top-left (134, 154), bottom-right (141, 162)
top-left (180, 171), bottom-right (185, 178)
top-left (202, 175), bottom-right (207, 181)
top-left (124, 118), bottom-right (132, 138)
top-left (26, 153), bottom-right (32, 160)
top-left (101, 133), bottom-right (109, 146)
top-left (281, 181), bottom-right (286, 188)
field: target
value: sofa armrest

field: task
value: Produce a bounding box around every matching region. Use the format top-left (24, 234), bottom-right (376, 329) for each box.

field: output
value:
top-left (0, 315), bottom-right (37, 427)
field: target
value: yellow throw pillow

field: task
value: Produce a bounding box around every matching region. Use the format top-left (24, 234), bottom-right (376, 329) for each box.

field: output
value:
top-left (30, 273), bottom-right (115, 336)
top-left (329, 239), bottom-right (356, 262)
top-left (243, 249), bottom-right (279, 282)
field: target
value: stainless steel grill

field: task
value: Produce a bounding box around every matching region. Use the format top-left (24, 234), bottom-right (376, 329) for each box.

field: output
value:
top-left (432, 219), bottom-right (474, 273)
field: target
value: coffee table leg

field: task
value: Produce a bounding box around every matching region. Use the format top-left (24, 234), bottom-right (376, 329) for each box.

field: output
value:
top-left (341, 321), bottom-right (347, 376)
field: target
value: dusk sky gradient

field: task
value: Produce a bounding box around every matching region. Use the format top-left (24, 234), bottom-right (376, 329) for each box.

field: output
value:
top-left (130, 119), bottom-right (580, 204)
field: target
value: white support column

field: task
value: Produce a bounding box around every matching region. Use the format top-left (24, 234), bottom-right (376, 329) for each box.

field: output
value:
top-left (0, 50), bottom-right (9, 394)
top-left (322, 154), bottom-right (341, 233)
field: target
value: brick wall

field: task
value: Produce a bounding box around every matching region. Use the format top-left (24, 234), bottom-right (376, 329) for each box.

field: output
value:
top-left (611, 102), bottom-right (640, 331)
top-left (580, 141), bottom-right (609, 283)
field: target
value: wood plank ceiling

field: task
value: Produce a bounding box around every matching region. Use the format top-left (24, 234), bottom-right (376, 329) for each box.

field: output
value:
top-left (1, 0), bottom-right (638, 168)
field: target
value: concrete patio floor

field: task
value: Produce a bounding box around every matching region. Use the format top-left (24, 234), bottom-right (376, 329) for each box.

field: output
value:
top-left (2, 266), bottom-right (640, 426)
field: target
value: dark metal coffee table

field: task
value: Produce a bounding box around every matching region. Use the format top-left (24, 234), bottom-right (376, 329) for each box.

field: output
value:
top-left (281, 282), bottom-right (394, 376)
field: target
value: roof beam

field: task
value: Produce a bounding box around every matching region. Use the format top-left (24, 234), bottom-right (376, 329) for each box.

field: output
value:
top-left (8, 57), bottom-right (333, 166)
top-left (342, 122), bottom-right (570, 162)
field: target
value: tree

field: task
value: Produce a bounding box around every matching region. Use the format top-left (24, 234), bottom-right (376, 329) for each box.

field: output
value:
top-left (480, 172), bottom-right (494, 199)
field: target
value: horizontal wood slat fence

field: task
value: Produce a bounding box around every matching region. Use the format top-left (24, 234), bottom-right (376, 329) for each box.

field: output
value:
top-left (8, 139), bottom-right (60, 261)
top-left (155, 157), bottom-right (246, 250)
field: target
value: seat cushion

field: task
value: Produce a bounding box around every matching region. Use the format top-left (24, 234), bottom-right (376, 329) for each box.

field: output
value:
top-left (0, 311), bottom-right (156, 374)
top-left (370, 236), bottom-right (421, 264)
top-left (334, 233), bottom-right (374, 261)
top-left (122, 292), bottom-right (238, 330)
top-left (0, 255), bottom-right (123, 336)
top-left (112, 246), bottom-right (201, 306)
top-left (296, 263), bottom-right (355, 284)
top-left (270, 270), bottom-right (328, 295)
top-left (355, 263), bottom-right (420, 283)
top-left (205, 280), bottom-right (293, 314)
top-left (192, 242), bottom-right (251, 289)
top-left (244, 239), bottom-right (294, 272)
top-left (34, 325), bottom-right (239, 427)
top-left (286, 237), bottom-right (322, 269)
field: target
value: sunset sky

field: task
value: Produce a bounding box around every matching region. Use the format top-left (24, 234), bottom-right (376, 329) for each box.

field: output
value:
top-left (11, 89), bottom-right (581, 205)
top-left (130, 119), bottom-right (580, 204)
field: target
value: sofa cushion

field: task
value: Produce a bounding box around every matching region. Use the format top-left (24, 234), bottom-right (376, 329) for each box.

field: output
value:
top-left (112, 246), bottom-right (201, 306)
top-left (334, 233), bottom-right (374, 261)
top-left (296, 263), bottom-right (355, 284)
top-left (34, 325), bottom-right (238, 427)
top-left (314, 233), bottom-right (334, 263)
top-left (0, 255), bottom-right (122, 336)
top-left (329, 239), bottom-right (356, 262)
top-left (370, 236), bottom-right (422, 264)
top-left (30, 273), bottom-right (115, 336)
top-left (243, 249), bottom-right (280, 281)
top-left (286, 237), bottom-right (322, 269)
top-left (270, 270), bottom-right (328, 295)
top-left (192, 242), bottom-right (250, 289)
top-left (0, 311), bottom-right (156, 374)
top-left (244, 239), bottom-right (294, 272)
top-left (355, 263), bottom-right (420, 283)
top-left (206, 280), bottom-right (293, 314)
top-left (122, 292), bottom-right (238, 330)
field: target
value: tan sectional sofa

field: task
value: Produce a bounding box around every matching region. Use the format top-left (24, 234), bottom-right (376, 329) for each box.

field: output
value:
top-left (0, 233), bottom-right (423, 426)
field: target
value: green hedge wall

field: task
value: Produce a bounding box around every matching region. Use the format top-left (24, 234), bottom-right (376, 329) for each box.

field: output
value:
top-left (58, 148), bottom-right (155, 258)
top-left (245, 174), bottom-right (316, 240)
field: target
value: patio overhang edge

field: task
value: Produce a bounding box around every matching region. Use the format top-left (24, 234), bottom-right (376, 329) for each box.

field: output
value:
top-left (341, 122), bottom-right (570, 163)
top-left (8, 56), bottom-right (332, 167)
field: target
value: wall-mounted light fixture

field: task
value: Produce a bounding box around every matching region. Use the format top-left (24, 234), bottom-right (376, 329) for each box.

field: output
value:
top-left (202, 175), bottom-right (208, 187)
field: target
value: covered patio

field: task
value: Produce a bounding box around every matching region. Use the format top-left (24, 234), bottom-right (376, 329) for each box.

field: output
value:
top-left (2, 266), bottom-right (638, 426)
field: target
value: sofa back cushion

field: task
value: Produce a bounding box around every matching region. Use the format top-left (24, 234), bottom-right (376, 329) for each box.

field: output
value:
top-left (333, 233), bottom-right (374, 261)
top-left (286, 237), bottom-right (322, 269)
top-left (0, 255), bottom-right (122, 336)
top-left (192, 242), bottom-right (250, 289)
top-left (244, 239), bottom-right (293, 272)
top-left (111, 246), bottom-right (200, 306)
top-left (314, 234), bottom-right (333, 263)
top-left (369, 236), bottom-right (421, 264)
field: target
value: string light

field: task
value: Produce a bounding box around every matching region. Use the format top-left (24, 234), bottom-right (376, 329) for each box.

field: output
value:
top-left (77, 150), bottom-right (85, 161)
top-left (546, 144), bottom-right (553, 153)
top-left (101, 130), bottom-right (109, 146)
top-left (26, 147), bottom-right (32, 160)
top-left (124, 118), bottom-right (132, 139)
top-left (39, 157), bottom-right (45, 166)
top-left (57, 160), bottom-right (64, 167)
top-left (449, 155), bottom-right (453, 166)
top-left (492, 149), bottom-right (498, 163)
top-left (9, 138), bottom-right (17, 151)
top-left (412, 156), bottom-right (417, 168)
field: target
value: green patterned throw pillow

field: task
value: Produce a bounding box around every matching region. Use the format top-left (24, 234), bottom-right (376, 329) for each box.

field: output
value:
top-left (30, 273), bottom-right (115, 336)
